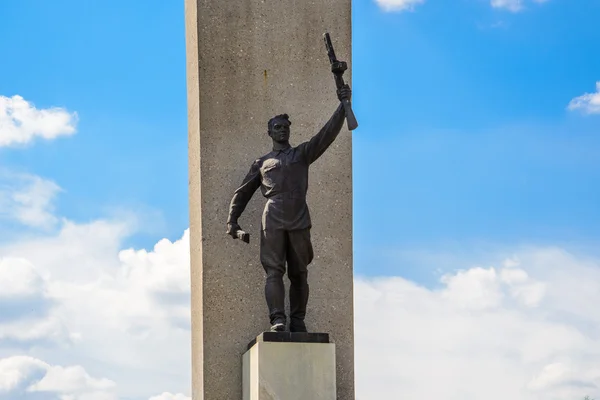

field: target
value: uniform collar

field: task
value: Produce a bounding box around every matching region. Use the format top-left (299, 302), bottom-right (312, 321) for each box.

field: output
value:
top-left (272, 143), bottom-right (292, 154)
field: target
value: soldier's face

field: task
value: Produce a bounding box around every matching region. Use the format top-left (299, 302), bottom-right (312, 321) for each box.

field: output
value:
top-left (269, 119), bottom-right (290, 143)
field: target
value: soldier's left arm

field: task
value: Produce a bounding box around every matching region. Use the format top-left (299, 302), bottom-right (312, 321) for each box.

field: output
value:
top-left (227, 159), bottom-right (261, 226)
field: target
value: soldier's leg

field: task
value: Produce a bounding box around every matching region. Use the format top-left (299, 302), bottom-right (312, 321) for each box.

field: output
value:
top-left (286, 228), bottom-right (314, 332)
top-left (260, 229), bottom-right (287, 330)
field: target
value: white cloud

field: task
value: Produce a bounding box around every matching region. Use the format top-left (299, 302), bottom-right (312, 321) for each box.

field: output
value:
top-left (0, 257), bottom-right (45, 299)
top-left (2, 219), bottom-right (131, 283)
top-left (355, 248), bottom-right (600, 400)
top-left (491, 0), bottom-right (548, 12)
top-left (568, 82), bottom-right (600, 115)
top-left (0, 172), bottom-right (61, 229)
top-left (0, 316), bottom-right (74, 346)
top-left (0, 356), bottom-right (46, 393)
top-left (0, 356), bottom-right (116, 400)
top-left (0, 256), bottom-right (74, 346)
top-left (117, 231), bottom-right (191, 329)
top-left (29, 364), bottom-right (115, 394)
top-left (148, 393), bottom-right (191, 400)
top-left (441, 266), bottom-right (504, 309)
top-left (0, 95), bottom-right (77, 147)
top-left (374, 0), bottom-right (424, 12)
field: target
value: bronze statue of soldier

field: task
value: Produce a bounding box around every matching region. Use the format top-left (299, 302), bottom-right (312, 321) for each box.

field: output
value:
top-left (226, 33), bottom-right (356, 333)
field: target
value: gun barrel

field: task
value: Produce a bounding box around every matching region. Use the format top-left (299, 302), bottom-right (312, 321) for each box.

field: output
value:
top-left (323, 32), bottom-right (337, 63)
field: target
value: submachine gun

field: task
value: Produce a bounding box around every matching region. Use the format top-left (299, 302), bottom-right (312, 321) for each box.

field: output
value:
top-left (323, 32), bottom-right (358, 131)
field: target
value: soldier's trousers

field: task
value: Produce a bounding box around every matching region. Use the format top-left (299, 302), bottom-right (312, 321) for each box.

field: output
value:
top-left (260, 228), bottom-right (314, 328)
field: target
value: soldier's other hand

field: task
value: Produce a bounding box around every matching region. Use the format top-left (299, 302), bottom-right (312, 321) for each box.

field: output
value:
top-left (226, 222), bottom-right (242, 239)
top-left (337, 84), bottom-right (351, 102)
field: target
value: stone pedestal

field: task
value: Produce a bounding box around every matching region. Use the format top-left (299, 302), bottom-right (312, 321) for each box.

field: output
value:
top-left (243, 333), bottom-right (336, 400)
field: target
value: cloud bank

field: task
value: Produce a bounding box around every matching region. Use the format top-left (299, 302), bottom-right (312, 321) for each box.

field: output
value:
top-left (0, 356), bottom-right (116, 400)
top-left (355, 249), bottom-right (600, 400)
top-left (3, 201), bottom-right (600, 399)
top-left (0, 169), bottom-right (191, 399)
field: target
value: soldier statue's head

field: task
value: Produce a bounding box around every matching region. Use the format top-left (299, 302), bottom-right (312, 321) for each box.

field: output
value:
top-left (267, 114), bottom-right (291, 144)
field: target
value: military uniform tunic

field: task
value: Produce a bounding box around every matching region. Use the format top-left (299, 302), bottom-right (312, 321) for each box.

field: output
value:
top-left (228, 103), bottom-right (345, 230)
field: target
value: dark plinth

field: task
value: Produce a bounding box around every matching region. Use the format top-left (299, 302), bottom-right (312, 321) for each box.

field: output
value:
top-left (247, 332), bottom-right (330, 350)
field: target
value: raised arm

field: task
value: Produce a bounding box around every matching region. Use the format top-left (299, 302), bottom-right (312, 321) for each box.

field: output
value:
top-left (227, 160), bottom-right (261, 236)
top-left (300, 85), bottom-right (351, 164)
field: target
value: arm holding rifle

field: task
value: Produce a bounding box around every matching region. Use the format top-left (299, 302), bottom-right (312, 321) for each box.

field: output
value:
top-left (301, 85), bottom-right (352, 164)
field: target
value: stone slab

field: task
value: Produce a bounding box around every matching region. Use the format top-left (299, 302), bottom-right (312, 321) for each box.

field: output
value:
top-left (243, 341), bottom-right (336, 400)
top-left (247, 332), bottom-right (330, 350)
top-left (185, 0), bottom-right (354, 398)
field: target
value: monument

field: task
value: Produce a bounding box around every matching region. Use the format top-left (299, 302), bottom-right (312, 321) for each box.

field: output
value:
top-left (226, 81), bottom-right (353, 333)
top-left (185, 0), bottom-right (355, 398)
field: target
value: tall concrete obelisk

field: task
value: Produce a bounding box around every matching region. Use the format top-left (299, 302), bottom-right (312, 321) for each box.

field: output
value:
top-left (185, 1), bottom-right (354, 399)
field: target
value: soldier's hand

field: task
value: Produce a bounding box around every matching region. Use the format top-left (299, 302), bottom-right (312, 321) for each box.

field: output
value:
top-left (226, 222), bottom-right (242, 239)
top-left (337, 84), bottom-right (351, 102)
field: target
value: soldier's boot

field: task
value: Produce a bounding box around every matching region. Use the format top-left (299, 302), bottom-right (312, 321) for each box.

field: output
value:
top-left (270, 321), bottom-right (286, 332)
top-left (289, 276), bottom-right (309, 333)
top-left (289, 318), bottom-right (307, 333)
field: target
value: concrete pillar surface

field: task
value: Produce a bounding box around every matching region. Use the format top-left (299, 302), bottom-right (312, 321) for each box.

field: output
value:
top-left (185, 0), bottom-right (354, 398)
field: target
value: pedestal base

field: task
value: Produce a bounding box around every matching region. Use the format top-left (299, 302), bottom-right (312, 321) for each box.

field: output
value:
top-left (243, 333), bottom-right (336, 400)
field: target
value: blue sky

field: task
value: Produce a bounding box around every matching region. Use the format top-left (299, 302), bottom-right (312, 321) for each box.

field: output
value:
top-left (352, 0), bottom-right (600, 281)
top-left (2, 0), bottom-right (600, 399)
